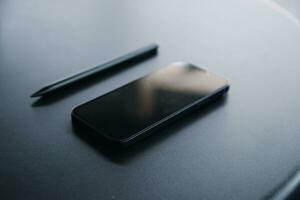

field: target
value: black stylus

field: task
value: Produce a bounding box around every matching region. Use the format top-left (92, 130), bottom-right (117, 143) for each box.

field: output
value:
top-left (31, 43), bottom-right (158, 97)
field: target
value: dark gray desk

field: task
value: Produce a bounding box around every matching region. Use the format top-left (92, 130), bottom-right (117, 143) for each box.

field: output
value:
top-left (1, 0), bottom-right (300, 199)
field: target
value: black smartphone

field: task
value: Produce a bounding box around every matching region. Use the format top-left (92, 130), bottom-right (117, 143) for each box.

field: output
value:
top-left (72, 62), bottom-right (230, 147)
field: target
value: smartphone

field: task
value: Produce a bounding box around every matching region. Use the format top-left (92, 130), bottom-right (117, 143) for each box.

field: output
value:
top-left (72, 62), bottom-right (230, 147)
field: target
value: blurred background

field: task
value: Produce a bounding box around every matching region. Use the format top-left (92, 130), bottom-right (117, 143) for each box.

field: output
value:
top-left (1, 0), bottom-right (300, 199)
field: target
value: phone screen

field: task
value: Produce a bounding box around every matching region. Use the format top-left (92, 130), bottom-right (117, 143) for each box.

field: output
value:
top-left (73, 62), bottom-right (229, 141)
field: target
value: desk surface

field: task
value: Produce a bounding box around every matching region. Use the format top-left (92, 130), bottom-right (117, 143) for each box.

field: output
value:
top-left (1, 0), bottom-right (300, 199)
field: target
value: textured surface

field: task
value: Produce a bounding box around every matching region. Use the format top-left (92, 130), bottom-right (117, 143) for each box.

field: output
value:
top-left (1, 0), bottom-right (300, 199)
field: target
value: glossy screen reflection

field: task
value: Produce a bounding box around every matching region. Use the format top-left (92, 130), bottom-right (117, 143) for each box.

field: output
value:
top-left (74, 62), bottom-right (229, 140)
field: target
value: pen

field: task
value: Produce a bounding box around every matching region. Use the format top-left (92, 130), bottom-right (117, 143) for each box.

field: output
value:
top-left (31, 43), bottom-right (158, 97)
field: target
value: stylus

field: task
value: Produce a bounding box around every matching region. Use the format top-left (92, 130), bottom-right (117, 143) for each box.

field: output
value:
top-left (31, 43), bottom-right (158, 97)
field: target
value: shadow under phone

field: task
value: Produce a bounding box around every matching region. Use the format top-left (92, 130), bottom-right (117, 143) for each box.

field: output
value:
top-left (72, 94), bottom-right (228, 164)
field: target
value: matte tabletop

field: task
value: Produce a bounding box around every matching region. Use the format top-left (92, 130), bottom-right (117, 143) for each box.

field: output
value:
top-left (1, 0), bottom-right (300, 199)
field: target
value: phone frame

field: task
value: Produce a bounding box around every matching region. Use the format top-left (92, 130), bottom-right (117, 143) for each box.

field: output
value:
top-left (72, 64), bottom-right (230, 147)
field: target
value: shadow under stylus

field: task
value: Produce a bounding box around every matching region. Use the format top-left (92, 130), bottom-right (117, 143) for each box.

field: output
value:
top-left (31, 52), bottom-right (158, 107)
